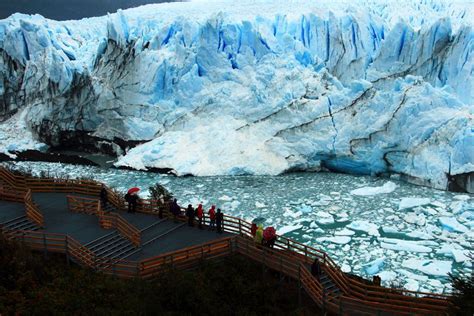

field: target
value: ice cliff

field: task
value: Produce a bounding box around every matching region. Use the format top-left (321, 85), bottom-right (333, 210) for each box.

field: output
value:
top-left (0, 0), bottom-right (473, 191)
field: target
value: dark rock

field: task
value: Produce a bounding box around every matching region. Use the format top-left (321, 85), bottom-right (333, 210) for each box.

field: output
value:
top-left (448, 172), bottom-right (474, 193)
top-left (9, 150), bottom-right (98, 166)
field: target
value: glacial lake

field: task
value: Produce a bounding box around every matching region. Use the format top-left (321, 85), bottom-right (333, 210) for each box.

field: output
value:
top-left (3, 161), bottom-right (473, 294)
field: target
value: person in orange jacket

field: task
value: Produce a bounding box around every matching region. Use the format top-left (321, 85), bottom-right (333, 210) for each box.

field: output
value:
top-left (208, 205), bottom-right (216, 230)
top-left (196, 203), bottom-right (204, 229)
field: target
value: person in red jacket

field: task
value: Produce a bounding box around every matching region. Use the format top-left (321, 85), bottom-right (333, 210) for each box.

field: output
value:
top-left (208, 205), bottom-right (216, 230)
top-left (196, 203), bottom-right (204, 229)
top-left (251, 223), bottom-right (257, 237)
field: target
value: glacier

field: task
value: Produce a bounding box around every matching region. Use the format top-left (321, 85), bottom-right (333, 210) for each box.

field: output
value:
top-left (0, 0), bottom-right (473, 191)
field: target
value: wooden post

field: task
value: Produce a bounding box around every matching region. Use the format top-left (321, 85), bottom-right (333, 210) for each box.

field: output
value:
top-left (43, 233), bottom-right (47, 258)
top-left (65, 236), bottom-right (70, 265)
top-left (298, 264), bottom-right (302, 305)
top-left (322, 286), bottom-right (326, 314)
top-left (238, 219), bottom-right (242, 235)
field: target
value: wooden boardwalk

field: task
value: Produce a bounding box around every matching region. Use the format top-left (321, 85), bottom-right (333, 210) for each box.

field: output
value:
top-left (0, 167), bottom-right (452, 315)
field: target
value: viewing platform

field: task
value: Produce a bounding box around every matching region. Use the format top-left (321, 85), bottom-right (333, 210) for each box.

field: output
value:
top-left (0, 167), bottom-right (451, 315)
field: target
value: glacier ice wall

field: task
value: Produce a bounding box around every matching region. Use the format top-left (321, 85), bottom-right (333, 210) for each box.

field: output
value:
top-left (0, 0), bottom-right (473, 190)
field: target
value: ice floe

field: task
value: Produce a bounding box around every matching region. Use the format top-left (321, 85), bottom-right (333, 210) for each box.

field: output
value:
top-left (402, 259), bottom-right (452, 277)
top-left (363, 257), bottom-right (385, 275)
top-left (347, 220), bottom-right (380, 236)
top-left (399, 198), bottom-right (431, 210)
top-left (379, 238), bottom-right (433, 253)
top-left (316, 236), bottom-right (352, 245)
top-left (438, 217), bottom-right (469, 233)
top-left (277, 224), bottom-right (302, 235)
top-left (350, 182), bottom-right (397, 196)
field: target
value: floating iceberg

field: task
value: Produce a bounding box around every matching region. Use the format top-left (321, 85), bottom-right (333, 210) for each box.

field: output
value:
top-left (350, 181), bottom-right (397, 196)
top-left (347, 220), bottom-right (380, 236)
top-left (363, 257), bottom-right (385, 275)
top-left (399, 198), bottom-right (431, 210)
top-left (438, 217), bottom-right (469, 233)
top-left (380, 238), bottom-right (433, 253)
top-left (316, 236), bottom-right (351, 245)
top-left (277, 224), bottom-right (302, 235)
top-left (402, 258), bottom-right (452, 277)
top-left (0, 0), bottom-right (472, 191)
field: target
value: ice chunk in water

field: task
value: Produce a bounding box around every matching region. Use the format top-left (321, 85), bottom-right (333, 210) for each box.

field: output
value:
top-left (379, 238), bottom-right (432, 253)
top-left (438, 217), bottom-right (468, 233)
top-left (347, 220), bottom-right (380, 236)
top-left (255, 201), bottom-right (266, 208)
top-left (378, 271), bottom-right (397, 282)
top-left (316, 236), bottom-right (351, 245)
top-left (403, 213), bottom-right (426, 226)
top-left (315, 211), bottom-right (335, 225)
top-left (218, 195), bottom-right (233, 201)
top-left (297, 205), bottom-right (313, 214)
top-left (451, 249), bottom-right (470, 263)
top-left (341, 263), bottom-right (351, 273)
top-left (454, 195), bottom-right (471, 201)
top-left (277, 224), bottom-right (302, 235)
top-left (350, 181), bottom-right (397, 196)
top-left (402, 259), bottom-right (452, 276)
top-left (335, 228), bottom-right (356, 236)
top-left (405, 279), bottom-right (420, 291)
top-left (363, 257), bottom-right (385, 275)
top-left (399, 197), bottom-right (431, 210)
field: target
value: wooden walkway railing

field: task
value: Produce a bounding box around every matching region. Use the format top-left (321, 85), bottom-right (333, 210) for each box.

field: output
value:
top-left (0, 182), bottom-right (44, 227)
top-left (99, 212), bottom-right (141, 247)
top-left (24, 189), bottom-right (44, 227)
top-left (0, 167), bottom-right (451, 314)
top-left (65, 194), bottom-right (141, 247)
top-left (67, 195), bottom-right (101, 215)
top-left (139, 237), bottom-right (234, 279)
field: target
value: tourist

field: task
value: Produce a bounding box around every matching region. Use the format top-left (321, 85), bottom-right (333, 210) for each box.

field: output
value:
top-left (130, 193), bottom-right (139, 213)
top-left (124, 192), bottom-right (138, 213)
top-left (170, 199), bottom-right (180, 221)
top-left (254, 225), bottom-right (264, 245)
top-left (373, 275), bottom-right (381, 286)
top-left (186, 204), bottom-right (195, 227)
top-left (311, 258), bottom-right (322, 282)
top-left (263, 226), bottom-right (277, 248)
top-left (196, 203), bottom-right (204, 229)
top-left (208, 205), bottom-right (216, 230)
top-left (158, 194), bottom-right (165, 218)
top-left (100, 185), bottom-right (108, 209)
top-left (216, 208), bottom-right (224, 233)
top-left (250, 223), bottom-right (257, 237)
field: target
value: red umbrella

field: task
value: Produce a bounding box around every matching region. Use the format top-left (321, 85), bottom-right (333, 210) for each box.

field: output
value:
top-left (263, 227), bottom-right (276, 240)
top-left (127, 187), bottom-right (140, 194)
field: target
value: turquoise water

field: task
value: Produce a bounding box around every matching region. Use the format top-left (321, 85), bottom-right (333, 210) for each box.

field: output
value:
top-left (2, 161), bottom-right (473, 294)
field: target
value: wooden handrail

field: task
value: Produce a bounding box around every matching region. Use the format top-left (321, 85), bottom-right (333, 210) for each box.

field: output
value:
top-left (99, 212), bottom-right (141, 247)
top-left (139, 237), bottom-right (234, 278)
top-left (66, 195), bottom-right (101, 215)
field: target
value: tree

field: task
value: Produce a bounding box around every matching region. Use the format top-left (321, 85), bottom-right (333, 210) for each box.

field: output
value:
top-left (449, 253), bottom-right (474, 315)
top-left (148, 183), bottom-right (173, 202)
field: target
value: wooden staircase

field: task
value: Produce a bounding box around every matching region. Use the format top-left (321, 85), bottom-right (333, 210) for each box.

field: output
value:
top-left (1, 215), bottom-right (41, 231)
